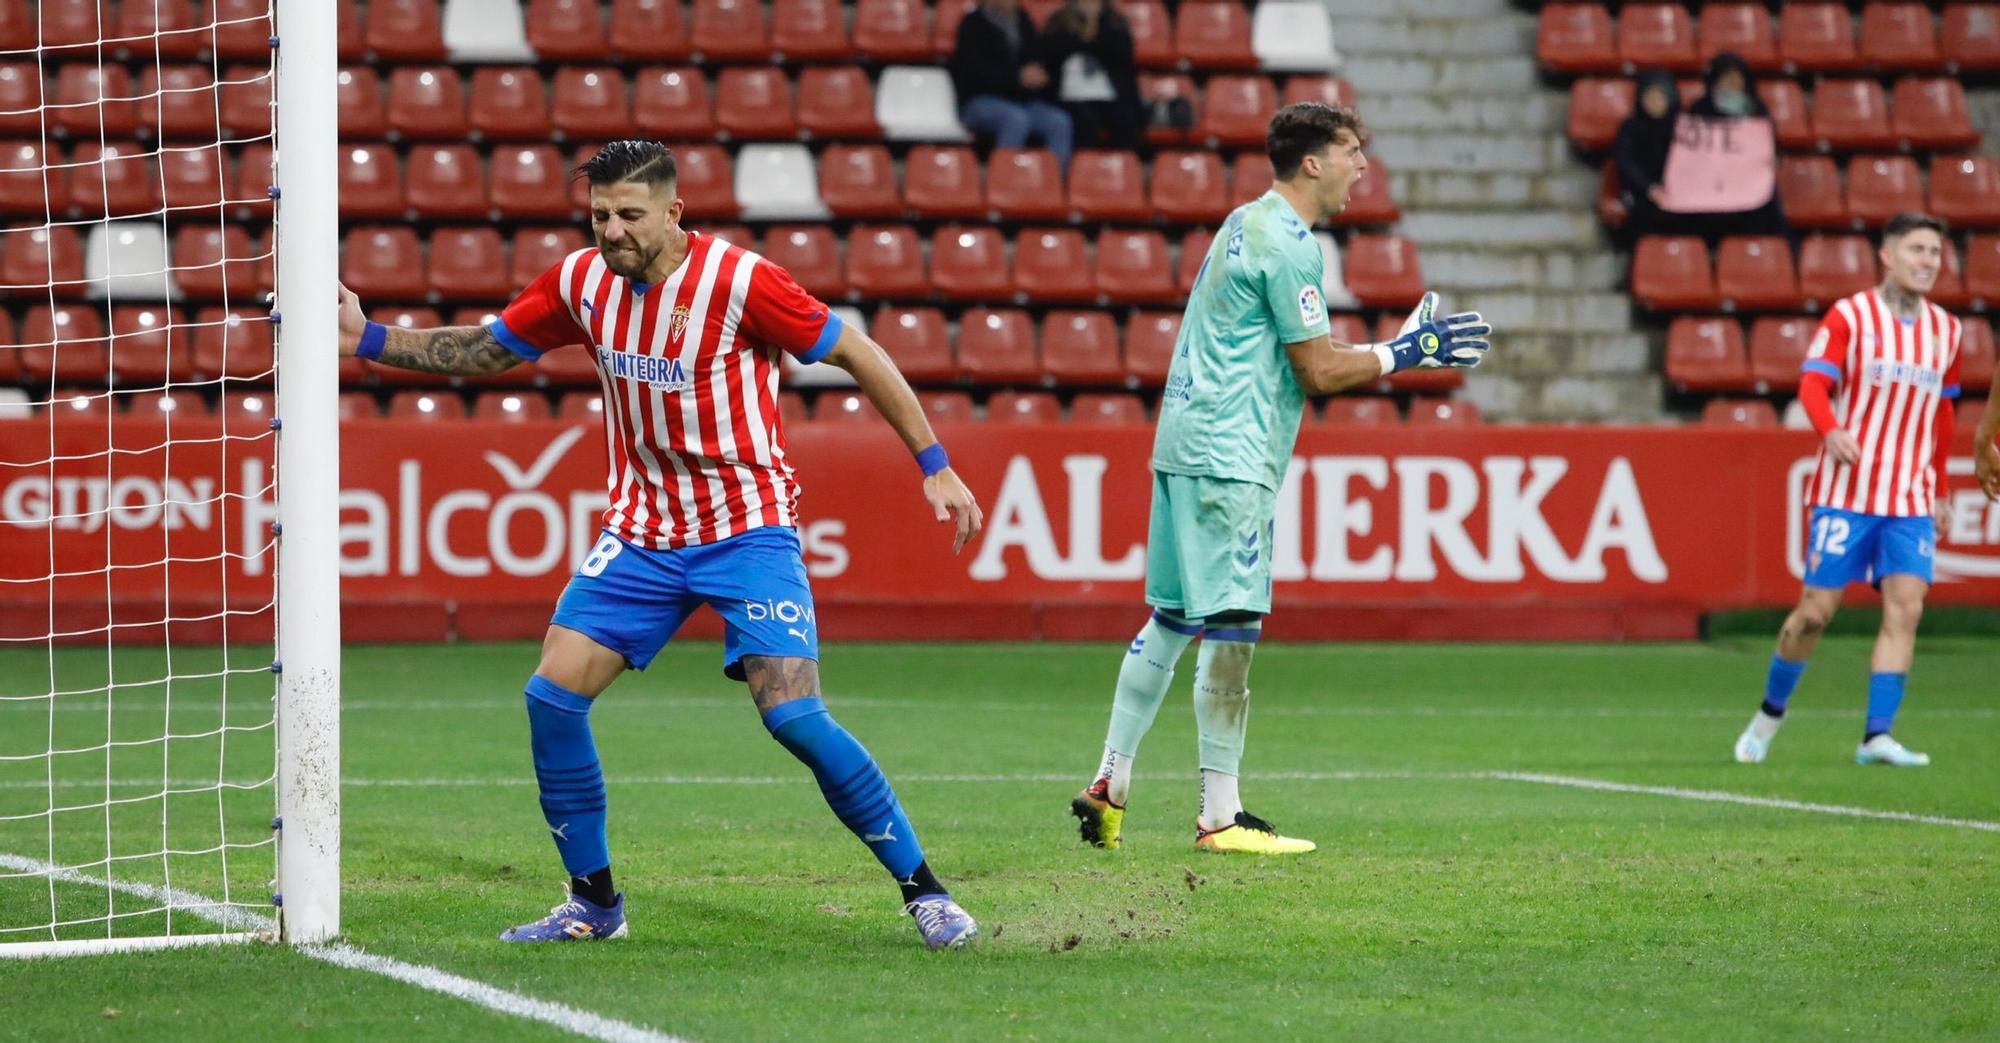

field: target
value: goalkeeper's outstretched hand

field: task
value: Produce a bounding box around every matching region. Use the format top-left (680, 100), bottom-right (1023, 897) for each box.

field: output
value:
top-left (1379, 291), bottom-right (1492, 372)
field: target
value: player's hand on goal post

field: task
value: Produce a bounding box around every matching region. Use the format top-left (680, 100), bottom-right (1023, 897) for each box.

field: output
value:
top-left (1371, 291), bottom-right (1493, 373)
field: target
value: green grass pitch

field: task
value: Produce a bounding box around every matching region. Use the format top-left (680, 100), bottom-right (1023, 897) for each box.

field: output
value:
top-left (2, 635), bottom-right (1997, 1041)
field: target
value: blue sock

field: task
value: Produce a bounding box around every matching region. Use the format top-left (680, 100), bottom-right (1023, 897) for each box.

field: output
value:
top-left (1762, 655), bottom-right (1807, 717)
top-left (1865, 672), bottom-right (1906, 740)
top-left (763, 697), bottom-right (934, 893)
top-left (524, 676), bottom-right (611, 885)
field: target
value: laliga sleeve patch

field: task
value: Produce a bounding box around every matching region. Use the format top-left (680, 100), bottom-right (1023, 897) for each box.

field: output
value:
top-left (1297, 285), bottom-right (1326, 328)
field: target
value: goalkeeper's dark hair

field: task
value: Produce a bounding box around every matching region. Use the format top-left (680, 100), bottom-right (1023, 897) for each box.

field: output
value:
top-left (1882, 211), bottom-right (1946, 243)
top-left (575, 140), bottom-right (677, 190)
top-left (1266, 102), bottom-right (1366, 180)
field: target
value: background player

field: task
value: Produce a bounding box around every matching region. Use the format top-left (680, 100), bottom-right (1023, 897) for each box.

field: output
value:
top-left (1734, 212), bottom-right (1980, 768)
top-left (336, 141), bottom-right (985, 949)
top-left (1070, 103), bottom-right (1493, 854)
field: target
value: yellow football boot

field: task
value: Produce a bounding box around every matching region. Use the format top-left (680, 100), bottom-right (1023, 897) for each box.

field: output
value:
top-left (1070, 779), bottom-right (1125, 849)
top-left (1194, 812), bottom-right (1316, 854)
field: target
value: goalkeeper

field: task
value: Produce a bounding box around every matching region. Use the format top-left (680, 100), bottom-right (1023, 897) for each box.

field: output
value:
top-left (1070, 103), bottom-right (1493, 854)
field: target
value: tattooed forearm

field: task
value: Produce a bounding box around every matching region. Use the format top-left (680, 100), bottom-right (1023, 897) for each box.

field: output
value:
top-left (375, 325), bottom-right (522, 376)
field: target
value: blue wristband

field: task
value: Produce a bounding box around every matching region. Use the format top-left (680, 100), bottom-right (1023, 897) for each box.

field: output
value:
top-left (356, 320), bottom-right (387, 361)
top-left (915, 443), bottom-right (949, 477)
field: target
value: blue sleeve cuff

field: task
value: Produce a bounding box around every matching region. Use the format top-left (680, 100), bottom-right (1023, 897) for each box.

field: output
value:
top-left (1800, 360), bottom-right (1841, 382)
top-left (1942, 383), bottom-right (1961, 400)
top-left (796, 311), bottom-right (843, 365)
top-left (486, 317), bottom-right (544, 361)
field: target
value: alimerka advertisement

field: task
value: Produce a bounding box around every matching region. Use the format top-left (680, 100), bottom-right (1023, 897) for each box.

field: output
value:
top-left (1, 418), bottom-right (1995, 642)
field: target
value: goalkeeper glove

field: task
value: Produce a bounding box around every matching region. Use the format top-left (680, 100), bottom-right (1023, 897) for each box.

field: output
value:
top-left (1370, 291), bottom-right (1493, 374)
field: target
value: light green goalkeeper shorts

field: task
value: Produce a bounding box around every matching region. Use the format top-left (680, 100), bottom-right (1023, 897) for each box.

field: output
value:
top-left (1144, 471), bottom-right (1277, 620)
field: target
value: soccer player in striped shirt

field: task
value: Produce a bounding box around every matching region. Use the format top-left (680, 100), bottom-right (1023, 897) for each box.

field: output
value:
top-left (337, 141), bottom-right (985, 949)
top-left (1734, 212), bottom-right (1978, 768)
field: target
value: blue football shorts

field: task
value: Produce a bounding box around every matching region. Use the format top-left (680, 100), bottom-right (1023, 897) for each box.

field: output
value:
top-left (1802, 506), bottom-right (1935, 589)
top-left (551, 525), bottom-right (820, 680)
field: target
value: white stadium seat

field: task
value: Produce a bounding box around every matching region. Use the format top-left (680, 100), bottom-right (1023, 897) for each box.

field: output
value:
top-left (874, 66), bottom-right (972, 142)
top-left (86, 222), bottom-right (176, 302)
top-left (442, 0), bottom-right (535, 62)
top-left (734, 144), bottom-right (830, 221)
top-left (1253, 2), bottom-right (1340, 73)
top-left (1315, 232), bottom-right (1360, 311)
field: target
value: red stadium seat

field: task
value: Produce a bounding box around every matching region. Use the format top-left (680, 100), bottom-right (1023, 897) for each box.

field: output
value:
top-left (1699, 4), bottom-right (1780, 71)
top-left (0, 141), bottom-right (57, 216)
top-left (1943, 4), bottom-right (2000, 73)
top-left (853, 0), bottom-right (934, 62)
top-left (1860, 3), bottom-right (1942, 73)
top-left (1343, 235), bottom-right (1426, 309)
top-left (1716, 236), bottom-right (1802, 311)
top-left (1407, 398), bottom-right (1481, 426)
top-left (1140, 74), bottom-right (1198, 146)
top-left (1339, 157), bottom-right (1401, 226)
top-left (216, 63), bottom-right (273, 138)
top-left (388, 67), bottom-right (468, 141)
top-left (0, 0), bottom-right (30, 51)
top-left (1072, 392), bottom-right (1145, 424)
top-left (1813, 79), bottom-right (1896, 151)
top-left (365, 0), bottom-right (446, 60)
top-left (1151, 151), bottom-right (1230, 224)
top-left (609, 0), bottom-right (692, 61)
top-left (931, 0), bottom-right (975, 56)
top-left (1597, 161), bottom-right (1627, 227)
top-left (1777, 155), bottom-right (1847, 230)
top-left (1666, 317), bottom-right (1751, 391)
top-left (510, 227), bottom-right (586, 290)
top-left (1124, 0), bottom-right (1172, 68)
top-left (871, 306), bottom-right (954, 382)
top-left (1891, 77), bottom-right (1979, 150)
top-left (1749, 315), bottom-right (1815, 392)
top-left (337, 67), bottom-right (386, 140)
top-left (474, 391), bottom-right (553, 423)
top-left (208, 0), bottom-right (274, 60)
top-left (491, 146), bottom-right (572, 221)
top-left (1320, 396), bottom-right (1398, 426)
top-left (1125, 310), bottom-right (1179, 387)
top-left (50, 63), bottom-right (136, 139)
top-left (1702, 399), bottom-right (1778, 427)
top-left (1174, 2), bottom-right (1255, 69)
top-left (761, 225), bottom-right (845, 299)
top-left (985, 149), bottom-right (1067, 222)
top-left (469, 67), bottom-right (553, 142)
top-left (1798, 235), bottom-right (1879, 307)
top-left (1537, 3), bottom-right (1617, 74)
top-left (554, 390), bottom-right (601, 420)
top-left (957, 308), bottom-right (1040, 385)
top-left (534, 343), bottom-right (598, 387)
top-left (527, 0), bottom-right (609, 60)
top-left (1568, 78), bottom-right (1633, 151)
top-left (0, 64), bottom-right (38, 138)
top-left (845, 224), bottom-right (928, 299)
top-left (1631, 236), bottom-right (1718, 310)
top-left (158, 144), bottom-right (227, 215)
top-left (797, 66), bottom-right (879, 139)
top-left (1758, 79), bottom-right (1814, 151)
top-left (405, 145), bottom-right (488, 222)
top-left (931, 225), bottom-right (1012, 302)
top-left (987, 390), bottom-right (1061, 422)
top-left (673, 144), bottom-right (737, 218)
top-left (2, 225), bottom-right (85, 298)
top-left (119, 0), bottom-right (201, 57)
top-left (1014, 228), bottom-right (1094, 304)
top-left (17, 305), bottom-right (107, 385)
top-left (903, 145), bottom-right (984, 220)
top-left (692, 0), bottom-right (770, 62)
top-left (1281, 75), bottom-right (1355, 110)
top-left (107, 305), bottom-right (191, 385)
top-left (232, 143), bottom-right (274, 221)
top-left (172, 225), bottom-right (258, 301)
top-left (1930, 156), bottom-right (2000, 229)
top-left (819, 145), bottom-right (900, 219)
top-left (628, 66), bottom-right (710, 140)
top-left (1931, 237), bottom-right (1971, 310)
top-left (386, 390), bottom-right (467, 421)
top-left (186, 307), bottom-right (273, 381)
top-left (1844, 155), bottom-right (1924, 228)
top-left (141, 65), bottom-right (219, 141)
top-left (1224, 152), bottom-right (1270, 210)
top-left (815, 390), bottom-right (882, 424)
top-left (918, 390), bottom-right (973, 423)
top-left (36, 0), bottom-right (110, 51)
top-left (1040, 310), bottom-right (1123, 385)
top-left (1093, 230), bottom-right (1175, 306)
top-left (1780, 3), bottom-right (1861, 73)
top-left (1618, 3), bottom-right (1701, 72)
top-left (1177, 228), bottom-right (1214, 294)
top-left (427, 228), bottom-right (509, 301)
top-left (1966, 235), bottom-right (2000, 309)
top-left (1067, 150), bottom-right (1149, 223)
top-left (131, 390), bottom-right (212, 420)
top-left (715, 67), bottom-right (796, 139)
top-left (1960, 318), bottom-right (1996, 391)
top-left (64, 142), bottom-right (157, 219)
top-left (1198, 75), bottom-right (1277, 148)
top-left (772, 0), bottom-right (850, 61)
top-left (339, 144), bottom-right (403, 220)
top-left (341, 226), bottom-right (423, 300)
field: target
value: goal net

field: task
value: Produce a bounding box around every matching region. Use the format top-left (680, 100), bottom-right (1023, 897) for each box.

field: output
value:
top-left (0, 0), bottom-right (338, 956)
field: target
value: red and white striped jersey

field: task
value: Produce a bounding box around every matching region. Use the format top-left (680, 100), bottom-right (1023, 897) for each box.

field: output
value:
top-left (489, 232), bottom-right (844, 548)
top-left (1801, 288), bottom-right (1963, 517)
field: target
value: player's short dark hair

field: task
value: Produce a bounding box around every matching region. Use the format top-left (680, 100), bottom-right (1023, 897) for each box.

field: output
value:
top-left (575, 141), bottom-right (677, 191)
top-left (1882, 212), bottom-right (1947, 242)
top-left (1266, 102), bottom-right (1366, 181)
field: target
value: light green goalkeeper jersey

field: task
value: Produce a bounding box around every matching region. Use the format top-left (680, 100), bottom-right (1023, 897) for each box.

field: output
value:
top-left (1152, 190), bottom-right (1332, 492)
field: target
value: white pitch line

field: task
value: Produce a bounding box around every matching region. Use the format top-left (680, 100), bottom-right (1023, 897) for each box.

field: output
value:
top-left (0, 853), bottom-right (689, 1043)
top-left (1486, 771), bottom-right (2000, 834)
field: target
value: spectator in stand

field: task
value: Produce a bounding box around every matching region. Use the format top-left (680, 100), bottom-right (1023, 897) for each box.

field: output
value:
top-left (1679, 51), bottom-right (1792, 243)
top-left (949, 0), bottom-right (1075, 168)
top-left (1038, 0), bottom-right (1144, 153)
top-left (1612, 71), bottom-right (1678, 245)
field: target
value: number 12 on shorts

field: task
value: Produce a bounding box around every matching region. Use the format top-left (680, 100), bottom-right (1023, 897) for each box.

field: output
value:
top-left (1813, 515), bottom-right (1851, 557)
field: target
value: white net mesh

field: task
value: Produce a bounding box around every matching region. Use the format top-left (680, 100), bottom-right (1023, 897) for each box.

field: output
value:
top-left (0, 0), bottom-right (282, 948)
